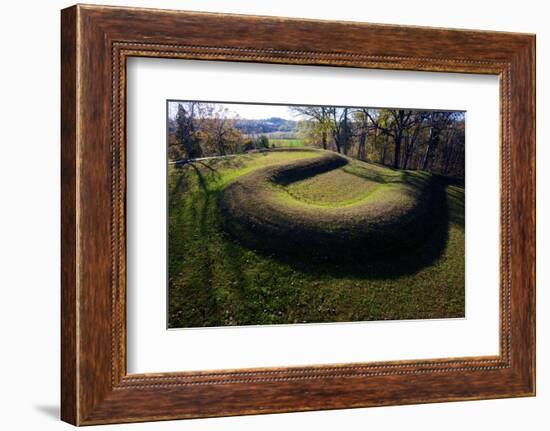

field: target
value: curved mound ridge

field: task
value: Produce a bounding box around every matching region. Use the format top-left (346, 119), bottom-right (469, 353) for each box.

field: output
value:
top-left (218, 150), bottom-right (441, 261)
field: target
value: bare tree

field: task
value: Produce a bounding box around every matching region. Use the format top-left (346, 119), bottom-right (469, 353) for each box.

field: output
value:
top-left (421, 112), bottom-right (455, 171)
top-left (200, 105), bottom-right (242, 156)
top-left (353, 108), bottom-right (372, 161)
top-left (290, 106), bottom-right (332, 149)
top-left (367, 109), bottom-right (413, 168)
top-left (329, 107), bottom-right (353, 154)
top-left (401, 112), bottom-right (428, 169)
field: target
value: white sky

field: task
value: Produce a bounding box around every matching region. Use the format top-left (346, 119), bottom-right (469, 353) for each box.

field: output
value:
top-left (167, 101), bottom-right (465, 121)
top-left (168, 101), bottom-right (300, 120)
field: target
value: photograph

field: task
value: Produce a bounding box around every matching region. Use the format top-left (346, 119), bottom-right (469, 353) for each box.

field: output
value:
top-left (167, 101), bottom-right (466, 328)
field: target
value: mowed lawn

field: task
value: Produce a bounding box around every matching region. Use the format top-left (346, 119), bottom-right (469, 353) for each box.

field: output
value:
top-left (168, 150), bottom-right (465, 328)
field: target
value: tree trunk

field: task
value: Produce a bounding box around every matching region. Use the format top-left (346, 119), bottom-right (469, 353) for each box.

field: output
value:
top-left (392, 132), bottom-right (402, 169)
top-left (443, 129), bottom-right (455, 174)
top-left (357, 130), bottom-right (367, 160)
top-left (371, 127), bottom-right (379, 160)
top-left (403, 132), bottom-right (419, 169)
top-left (422, 126), bottom-right (435, 170)
top-left (332, 130), bottom-right (341, 153)
top-left (216, 138), bottom-right (226, 156)
top-left (402, 136), bottom-right (411, 169)
top-left (321, 129), bottom-right (327, 150)
top-left (341, 108), bottom-right (350, 155)
top-left (380, 139), bottom-right (388, 164)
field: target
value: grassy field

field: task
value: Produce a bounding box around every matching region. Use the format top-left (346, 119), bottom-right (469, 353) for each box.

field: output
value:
top-left (268, 138), bottom-right (304, 148)
top-left (168, 150), bottom-right (465, 328)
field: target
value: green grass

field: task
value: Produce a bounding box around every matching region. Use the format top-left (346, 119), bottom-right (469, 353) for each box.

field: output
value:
top-left (284, 169), bottom-right (379, 206)
top-left (269, 138), bottom-right (304, 148)
top-left (168, 150), bottom-right (465, 328)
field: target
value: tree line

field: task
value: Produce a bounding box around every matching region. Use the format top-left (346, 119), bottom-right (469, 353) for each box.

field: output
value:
top-left (294, 106), bottom-right (465, 179)
top-left (168, 102), bottom-right (465, 179)
top-left (168, 102), bottom-right (269, 161)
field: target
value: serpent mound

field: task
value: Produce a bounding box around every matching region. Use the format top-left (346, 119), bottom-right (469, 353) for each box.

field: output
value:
top-left (218, 150), bottom-right (444, 262)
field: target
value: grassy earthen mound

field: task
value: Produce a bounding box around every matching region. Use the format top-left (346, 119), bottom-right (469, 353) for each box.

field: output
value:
top-left (218, 150), bottom-right (443, 262)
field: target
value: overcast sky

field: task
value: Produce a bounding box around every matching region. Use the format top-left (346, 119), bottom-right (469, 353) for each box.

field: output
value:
top-left (168, 101), bottom-right (300, 120)
top-left (167, 101), bottom-right (465, 121)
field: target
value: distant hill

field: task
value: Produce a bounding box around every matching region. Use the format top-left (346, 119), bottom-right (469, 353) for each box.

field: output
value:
top-left (167, 116), bottom-right (297, 137)
top-left (234, 117), bottom-right (297, 135)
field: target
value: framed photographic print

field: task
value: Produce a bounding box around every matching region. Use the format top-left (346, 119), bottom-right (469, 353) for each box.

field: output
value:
top-left (61, 4), bottom-right (536, 425)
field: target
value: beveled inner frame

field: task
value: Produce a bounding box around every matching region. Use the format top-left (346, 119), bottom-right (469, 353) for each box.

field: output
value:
top-left (113, 43), bottom-right (512, 386)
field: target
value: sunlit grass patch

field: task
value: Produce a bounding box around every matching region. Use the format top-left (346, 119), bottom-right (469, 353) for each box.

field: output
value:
top-left (284, 168), bottom-right (379, 207)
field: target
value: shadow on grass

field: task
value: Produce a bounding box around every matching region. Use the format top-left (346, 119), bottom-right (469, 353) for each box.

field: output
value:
top-left (168, 162), bottom-right (223, 328)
